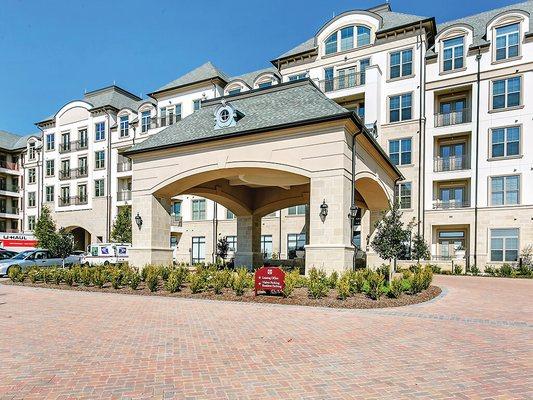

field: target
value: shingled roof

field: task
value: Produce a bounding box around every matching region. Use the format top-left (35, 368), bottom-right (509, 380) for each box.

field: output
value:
top-left (83, 85), bottom-right (141, 111)
top-left (151, 61), bottom-right (231, 95)
top-left (0, 130), bottom-right (35, 151)
top-left (228, 67), bottom-right (281, 88)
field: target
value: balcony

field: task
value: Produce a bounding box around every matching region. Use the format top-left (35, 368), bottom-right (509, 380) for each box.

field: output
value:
top-left (0, 183), bottom-right (19, 193)
top-left (59, 169), bottom-right (72, 180)
top-left (59, 142), bottom-right (73, 153)
top-left (434, 108), bottom-right (471, 127)
top-left (0, 207), bottom-right (19, 215)
top-left (59, 196), bottom-right (87, 207)
top-left (76, 168), bottom-right (88, 178)
top-left (433, 155), bottom-right (470, 172)
top-left (117, 190), bottom-right (131, 201)
top-left (432, 199), bottom-right (470, 209)
top-left (117, 161), bottom-right (132, 172)
top-left (0, 160), bottom-right (19, 171)
top-left (318, 72), bottom-right (364, 93)
top-left (76, 140), bottom-right (88, 150)
top-left (171, 214), bottom-right (183, 227)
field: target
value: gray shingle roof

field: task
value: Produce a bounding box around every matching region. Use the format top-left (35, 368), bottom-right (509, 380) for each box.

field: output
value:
top-left (228, 67), bottom-right (281, 88)
top-left (152, 62), bottom-right (231, 94)
top-left (0, 131), bottom-right (35, 151)
top-left (84, 85), bottom-right (141, 111)
top-left (127, 80), bottom-right (348, 153)
top-left (436, 0), bottom-right (533, 48)
top-left (274, 5), bottom-right (428, 60)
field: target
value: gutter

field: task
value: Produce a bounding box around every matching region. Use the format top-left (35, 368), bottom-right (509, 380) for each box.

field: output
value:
top-left (473, 51), bottom-right (482, 269)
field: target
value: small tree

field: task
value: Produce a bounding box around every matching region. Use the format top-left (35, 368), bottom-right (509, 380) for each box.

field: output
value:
top-left (371, 201), bottom-right (410, 279)
top-left (111, 206), bottom-right (132, 243)
top-left (49, 228), bottom-right (74, 267)
top-left (411, 233), bottom-right (430, 261)
top-left (34, 206), bottom-right (57, 249)
top-left (216, 237), bottom-right (229, 266)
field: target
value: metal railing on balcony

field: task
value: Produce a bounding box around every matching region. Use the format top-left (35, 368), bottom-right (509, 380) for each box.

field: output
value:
top-left (59, 196), bottom-right (87, 206)
top-left (433, 155), bottom-right (470, 172)
top-left (76, 140), bottom-right (89, 150)
top-left (432, 199), bottom-right (470, 209)
top-left (117, 190), bottom-right (132, 201)
top-left (0, 160), bottom-right (19, 171)
top-left (0, 183), bottom-right (19, 192)
top-left (318, 72), bottom-right (365, 93)
top-left (117, 161), bottom-right (132, 172)
top-left (171, 214), bottom-right (183, 227)
top-left (0, 207), bottom-right (20, 215)
top-left (59, 197), bottom-right (71, 207)
top-left (434, 108), bottom-right (471, 127)
top-left (59, 169), bottom-right (72, 180)
top-left (76, 168), bottom-right (88, 178)
top-left (59, 142), bottom-right (73, 153)
top-left (74, 195), bottom-right (88, 205)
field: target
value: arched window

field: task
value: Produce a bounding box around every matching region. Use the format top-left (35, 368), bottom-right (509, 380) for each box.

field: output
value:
top-left (357, 26), bottom-right (371, 47)
top-left (325, 32), bottom-right (338, 55)
top-left (324, 25), bottom-right (371, 55)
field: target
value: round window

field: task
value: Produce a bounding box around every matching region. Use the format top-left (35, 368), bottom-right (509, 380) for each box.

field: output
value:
top-left (220, 109), bottom-right (230, 123)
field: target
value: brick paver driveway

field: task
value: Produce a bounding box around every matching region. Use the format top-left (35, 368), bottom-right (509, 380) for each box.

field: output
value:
top-left (0, 275), bottom-right (531, 399)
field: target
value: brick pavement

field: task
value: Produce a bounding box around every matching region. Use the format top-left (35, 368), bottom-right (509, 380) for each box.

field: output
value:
top-left (0, 275), bottom-right (531, 399)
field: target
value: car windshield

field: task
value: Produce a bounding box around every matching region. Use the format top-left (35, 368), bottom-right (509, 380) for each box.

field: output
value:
top-left (12, 250), bottom-right (34, 260)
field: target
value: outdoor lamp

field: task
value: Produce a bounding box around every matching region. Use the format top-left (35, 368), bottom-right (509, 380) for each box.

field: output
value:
top-left (135, 213), bottom-right (143, 229)
top-left (349, 205), bottom-right (359, 219)
top-left (319, 200), bottom-right (328, 221)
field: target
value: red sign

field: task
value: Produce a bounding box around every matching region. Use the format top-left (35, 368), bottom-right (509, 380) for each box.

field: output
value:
top-left (0, 233), bottom-right (38, 250)
top-left (254, 265), bottom-right (285, 295)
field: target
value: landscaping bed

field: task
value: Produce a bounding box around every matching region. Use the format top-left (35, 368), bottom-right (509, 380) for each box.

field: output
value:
top-left (2, 264), bottom-right (441, 309)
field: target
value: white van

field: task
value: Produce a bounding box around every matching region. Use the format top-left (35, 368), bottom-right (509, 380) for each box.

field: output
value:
top-left (82, 243), bottom-right (130, 266)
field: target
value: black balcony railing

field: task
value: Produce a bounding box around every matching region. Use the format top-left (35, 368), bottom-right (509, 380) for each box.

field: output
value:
top-left (0, 207), bottom-right (19, 215)
top-left (319, 72), bottom-right (365, 93)
top-left (0, 183), bottom-right (19, 192)
top-left (433, 155), bottom-right (470, 172)
top-left (117, 191), bottom-right (132, 201)
top-left (117, 161), bottom-right (132, 172)
top-left (76, 140), bottom-right (88, 150)
top-left (75, 195), bottom-right (88, 205)
top-left (432, 199), bottom-right (470, 209)
top-left (434, 108), bottom-right (472, 127)
top-left (59, 142), bottom-right (73, 153)
top-left (59, 196), bottom-right (71, 206)
top-left (76, 168), bottom-right (88, 178)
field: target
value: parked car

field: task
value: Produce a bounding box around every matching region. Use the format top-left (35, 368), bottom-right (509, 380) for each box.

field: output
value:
top-left (0, 249), bottom-right (18, 260)
top-left (0, 249), bottom-right (82, 277)
top-left (82, 243), bottom-right (130, 266)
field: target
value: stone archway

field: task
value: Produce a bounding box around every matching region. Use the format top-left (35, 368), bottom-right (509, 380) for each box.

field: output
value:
top-left (64, 226), bottom-right (92, 251)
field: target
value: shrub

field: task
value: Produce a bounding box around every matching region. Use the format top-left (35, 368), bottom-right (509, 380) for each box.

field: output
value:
top-left (28, 267), bottom-right (41, 283)
top-left (401, 269), bottom-right (412, 280)
top-left (282, 270), bottom-right (300, 298)
top-left (421, 266), bottom-right (433, 290)
top-left (470, 265), bottom-right (480, 276)
top-left (428, 264), bottom-right (441, 274)
top-left (64, 269), bottom-right (75, 286)
top-left (165, 269), bottom-right (185, 293)
top-left (499, 263), bottom-right (513, 277)
top-left (80, 267), bottom-right (92, 286)
top-left (145, 273), bottom-right (159, 292)
top-left (70, 266), bottom-right (81, 284)
top-left (336, 272), bottom-right (351, 300)
top-left (409, 267), bottom-right (432, 294)
top-left (377, 264), bottom-right (390, 282)
top-left (367, 271), bottom-right (385, 300)
top-left (232, 267), bottom-right (249, 296)
top-left (307, 268), bottom-right (329, 299)
top-left (388, 277), bottom-right (404, 298)
top-left (453, 264), bottom-right (463, 275)
top-left (217, 268), bottom-right (233, 288)
top-left (159, 265), bottom-right (172, 281)
top-left (52, 268), bottom-right (63, 285)
top-left (141, 265), bottom-right (152, 282)
top-left (350, 270), bottom-right (366, 294)
top-left (92, 268), bottom-right (107, 288)
top-left (327, 271), bottom-right (339, 289)
top-left (517, 261), bottom-right (532, 277)
top-left (109, 268), bottom-right (122, 289)
top-left (129, 271), bottom-right (141, 290)
top-left (189, 271), bottom-right (207, 294)
top-left (8, 266), bottom-right (24, 283)
top-left (409, 264), bottom-right (422, 274)
top-left (211, 271), bottom-right (226, 294)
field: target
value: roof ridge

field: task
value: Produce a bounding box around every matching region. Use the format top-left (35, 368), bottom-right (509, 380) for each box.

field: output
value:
top-left (439, 0), bottom-right (532, 26)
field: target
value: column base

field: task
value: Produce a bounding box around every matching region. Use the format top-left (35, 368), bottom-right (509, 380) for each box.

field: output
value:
top-left (234, 252), bottom-right (264, 269)
top-left (305, 244), bottom-right (355, 275)
top-left (129, 247), bottom-right (173, 269)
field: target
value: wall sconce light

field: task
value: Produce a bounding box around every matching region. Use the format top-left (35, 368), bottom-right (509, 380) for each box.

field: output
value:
top-left (348, 205), bottom-right (359, 220)
top-left (135, 213), bottom-right (143, 229)
top-left (320, 199), bottom-right (328, 222)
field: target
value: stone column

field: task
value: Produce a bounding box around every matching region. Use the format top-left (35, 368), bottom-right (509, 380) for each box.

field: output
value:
top-left (129, 193), bottom-right (173, 268)
top-left (234, 214), bottom-right (263, 268)
top-left (305, 174), bottom-right (354, 274)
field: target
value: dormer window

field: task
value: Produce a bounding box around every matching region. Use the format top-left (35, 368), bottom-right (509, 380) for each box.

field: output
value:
top-left (28, 142), bottom-right (36, 160)
top-left (119, 115), bottom-right (129, 137)
top-left (495, 23), bottom-right (519, 61)
top-left (228, 88), bottom-right (241, 95)
top-left (324, 25), bottom-right (371, 55)
top-left (258, 81), bottom-right (272, 88)
top-left (443, 36), bottom-right (464, 71)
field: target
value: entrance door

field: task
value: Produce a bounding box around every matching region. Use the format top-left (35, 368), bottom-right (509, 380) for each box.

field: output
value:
top-left (440, 143), bottom-right (465, 171)
top-left (438, 231), bottom-right (465, 259)
top-left (191, 236), bottom-right (205, 264)
top-left (440, 99), bottom-right (466, 125)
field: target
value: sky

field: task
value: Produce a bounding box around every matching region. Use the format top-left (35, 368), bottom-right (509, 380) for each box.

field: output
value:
top-left (0, 0), bottom-right (523, 134)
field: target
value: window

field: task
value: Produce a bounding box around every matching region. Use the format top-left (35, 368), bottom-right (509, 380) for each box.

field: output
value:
top-left (192, 199), bottom-right (206, 220)
top-left (324, 67), bottom-right (334, 92)
top-left (495, 23), bottom-right (519, 61)
top-left (325, 32), bottom-right (337, 55)
top-left (95, 122), bottom-right (105, 141)
top-left (389, 138), bottom-right (412, 166)
top-left (119, 115), bottom-right (129, 137)
top-left (28, 192), bottom-right (36, 207)
top-left (28, 168), bottom-right (36, 184)
top-left (443, 36), bottom-right (464, 71)
top-left (226, 209), bottom-right (235, 219)
top-left (288, 73), bottom-right (307, 82)
top-left (78, 156), bottom-right (87, 176)
top-left (261, 235), bottom-right (273, 258)
top-left (226, 236), bottom-right (237, 252)
top-left (160, 108), bottom-right (167, 127)
top-left (357, 26), bottom-right (371, 47)
top-left (46, 133), bottom-right (55, 150)
top-left (340, 26), bottom-right (354, 51)
top-left (491, 175), bottom-right (520, 205)
top-left (258, 81), bottom-right (272, 88)
top-left (28, 216), bottom-right (36, 231)
top-left (395, 182), bottom-right (412, 209)
top-left (94, 179), bottom-right (105, 197)
top-left (228, 88), bottom-right (241, 95)
top-left (78, 129), bottom-right (88, 148)
top-left (389, 93), bottom-right (412, 122)
top-left (95, 150), bottom-right (105, 169)
top-left (360, 58), bottom-right (370, 84)
top-left (491, 126), bottom-right (520, 158)
top-left (46, 159), bottom-right (55, 177)
top-left (287, 233), bottom-right (306, 259)
top-left (492, 77), bottom-right (521, 109)
top-left (175, 104), bottom-right (182, 122)
top-left (171, 201), bottom-right (181, 216)
top-left (141, 111), bottom-right (151, 133)
top-left (45, 185), bottom-right (54, 202)
top-left (61, 132), bottom-right (71, 151)
top-left (60, 159), bottom-right (70, 178)
top-left (288, 205), bottom-right (306, 215)
top-left (192, 236), bottom-right (206, 264)
top-left (77, 184), bottom-right (87, 203)
top-left (490, 228), bottom-right (519, 262)
top-left (28, 143), bottom-right (36, 160)
top-left (390, 49), bottom-right (412, 79)
top-left (193, 99), bottom-right (201, 112)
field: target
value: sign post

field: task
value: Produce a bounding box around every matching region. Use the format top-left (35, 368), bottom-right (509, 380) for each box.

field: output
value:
top-left (254, 265), bottom-right (285, 295)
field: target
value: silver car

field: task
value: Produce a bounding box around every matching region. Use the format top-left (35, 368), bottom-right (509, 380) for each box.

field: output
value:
top-left (0, 249), bottom-right (81, 277)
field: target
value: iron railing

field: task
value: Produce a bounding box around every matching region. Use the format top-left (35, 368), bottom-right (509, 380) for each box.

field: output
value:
top-left (171, 214), bottom-right (183, 227)
top-left (117, 191), bottom-right (132, 201)
top-left (432, 199), bottom-right (470, 209)
top-left (433, 155), bottom-right (470, 172)
top-left (319, 72), bottom-right (365, 93)
top-left (0, 207), bottom-right (19, 215)
top-left (0, 183), bottom-right (19, 192)
top-left (117, 161), bottom-right (132, 172)
top-left (434, 108), bottom-right (471, 127)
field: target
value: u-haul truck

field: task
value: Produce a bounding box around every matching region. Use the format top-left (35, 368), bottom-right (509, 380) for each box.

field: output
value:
top-left (0, 233), bottom-right (38, 252)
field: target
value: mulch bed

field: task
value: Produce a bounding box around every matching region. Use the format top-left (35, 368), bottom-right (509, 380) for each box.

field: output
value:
top-left (1, 280), bottom-right (441, 309)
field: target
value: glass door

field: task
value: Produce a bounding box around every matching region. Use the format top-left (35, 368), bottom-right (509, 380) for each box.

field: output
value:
top-left (439, 143), bottom-right (465, 171)
top-left (439, 187), bottom-right (465, 208)
top-left (440, 99), bottom-right (466, 125)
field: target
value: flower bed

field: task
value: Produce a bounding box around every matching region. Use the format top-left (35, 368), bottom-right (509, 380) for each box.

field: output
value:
top-left (2, 264), bottom-right (441, 309)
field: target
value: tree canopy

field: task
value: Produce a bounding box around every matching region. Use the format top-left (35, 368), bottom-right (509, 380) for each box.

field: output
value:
top-left (111, 206), bottom-right (132, 243)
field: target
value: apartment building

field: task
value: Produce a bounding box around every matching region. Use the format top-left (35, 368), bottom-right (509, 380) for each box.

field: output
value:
top-left (8, 1), bottom-right (533, 268)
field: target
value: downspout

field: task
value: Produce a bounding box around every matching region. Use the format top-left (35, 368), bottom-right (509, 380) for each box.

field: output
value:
top-left (213, 202), bottom-right (218, 263)
top-left (106, 109), bottom-right (112, 242)
top-left (20, 152), bottom-right (26, 232)
top-left (417, 22), bottom-right (424, 238)
top-left (474, 51), bottom-right (482, 269)
top-left (350, 130), bottom-right (361, 271)
top-left (37, 126), bottom-right (45, 221)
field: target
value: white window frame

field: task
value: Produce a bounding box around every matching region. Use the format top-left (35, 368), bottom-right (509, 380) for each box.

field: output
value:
top-left (494, 22), bottom-right (520, 61)
top-left (119, 115), bottom-right (129, 137)
top-left (388, 138), bottom-right (412, 166)
top-left (490, 228), bottom-right (519, 262)
top-left (389, 48), bottom-right (413, 79)
top-left (442, 36), bottom-right (464, 72)
top-left (490, 175), bottom-right (520, 206)
top-left (395, 182), bottom-right (412, 209)
top-left (95, 150), bottom-right (105, 170)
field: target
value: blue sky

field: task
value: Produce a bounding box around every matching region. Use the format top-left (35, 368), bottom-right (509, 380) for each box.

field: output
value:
top-left (0, 0), bottom-right (521, 134)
